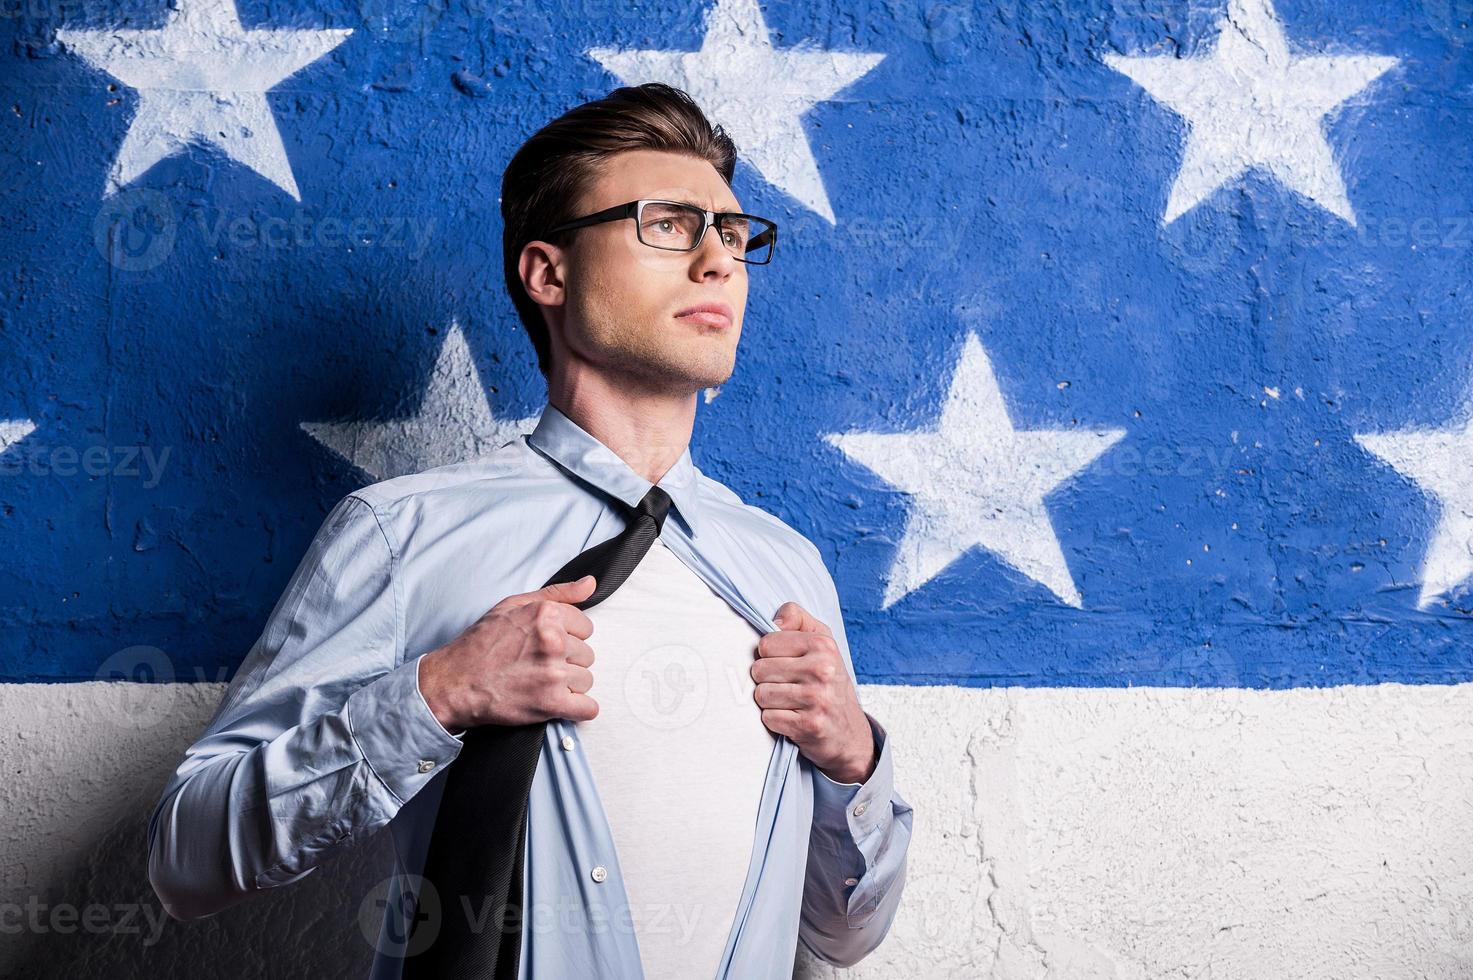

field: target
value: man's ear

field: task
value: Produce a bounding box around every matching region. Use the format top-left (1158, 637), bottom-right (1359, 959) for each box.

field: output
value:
top-left (520, 240), bottom-right (567, 307)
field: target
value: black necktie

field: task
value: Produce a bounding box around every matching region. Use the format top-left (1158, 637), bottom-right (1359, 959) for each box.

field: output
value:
top-left (404, 485), bottom-right (674, 979)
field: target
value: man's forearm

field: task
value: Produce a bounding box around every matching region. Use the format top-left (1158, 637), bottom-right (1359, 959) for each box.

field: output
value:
top-left (148, 494), bottom-right (470, 919)
top-left (148, 652), bottom-right (463, 920)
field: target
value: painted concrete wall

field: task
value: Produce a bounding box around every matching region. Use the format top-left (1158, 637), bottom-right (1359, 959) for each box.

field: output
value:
top-left (7, 681), bottom-right (1473, 978)
top-left (5, 0), bottom-right (1473, 975)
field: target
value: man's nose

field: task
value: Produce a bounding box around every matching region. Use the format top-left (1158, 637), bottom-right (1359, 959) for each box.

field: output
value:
top-left (693, 225), bottom-right (737, 277)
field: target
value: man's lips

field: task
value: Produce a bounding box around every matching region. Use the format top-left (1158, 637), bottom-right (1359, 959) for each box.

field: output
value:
top-left (676, 310), bottom-right (732, 328)
top-left (674, 302), bottom-right (734, 329)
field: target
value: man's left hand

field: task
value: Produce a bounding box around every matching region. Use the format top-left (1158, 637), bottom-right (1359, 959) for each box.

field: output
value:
top-left (752, 601), bottom-right (876, 785)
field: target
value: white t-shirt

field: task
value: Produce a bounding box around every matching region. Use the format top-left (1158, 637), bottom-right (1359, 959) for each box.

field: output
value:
top-left (573, 536), bottom-right (778, 980)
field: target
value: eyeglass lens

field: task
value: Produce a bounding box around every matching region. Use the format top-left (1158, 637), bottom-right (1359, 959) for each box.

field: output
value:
top-left (638, 202), bottom-right (774, 262)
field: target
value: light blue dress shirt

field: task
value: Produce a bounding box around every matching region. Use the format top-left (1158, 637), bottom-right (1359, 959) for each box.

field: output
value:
top-left (147, 402), bottom-right (914, 978)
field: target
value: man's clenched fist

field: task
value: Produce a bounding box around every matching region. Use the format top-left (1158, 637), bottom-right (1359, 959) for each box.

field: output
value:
top-left (751, 601), bottom-right (876, 785)
top-left (418, 574), bottom-right (601, 734)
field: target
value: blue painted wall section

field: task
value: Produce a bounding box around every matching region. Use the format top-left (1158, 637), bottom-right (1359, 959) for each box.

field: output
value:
top-left (1, 0), bottom-right (1470, 687)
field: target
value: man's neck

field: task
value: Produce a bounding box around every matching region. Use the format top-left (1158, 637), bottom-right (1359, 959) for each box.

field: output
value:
top-left (546, 376), bottom-right (696, 487)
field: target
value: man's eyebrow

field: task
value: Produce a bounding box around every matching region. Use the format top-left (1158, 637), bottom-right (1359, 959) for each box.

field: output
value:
top-left (670, 197), bottom-right (742, 212)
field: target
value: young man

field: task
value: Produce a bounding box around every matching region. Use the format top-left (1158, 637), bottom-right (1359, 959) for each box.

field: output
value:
top-left (147, 83), bottom-right (913, 979)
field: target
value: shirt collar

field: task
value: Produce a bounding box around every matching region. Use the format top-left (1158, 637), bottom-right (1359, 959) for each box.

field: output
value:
top-left (525, 402), bottom-right (703, 537)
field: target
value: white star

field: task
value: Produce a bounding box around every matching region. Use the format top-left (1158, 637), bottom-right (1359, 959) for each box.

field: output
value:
top-left (824, 333), bottom-right (1125, 609)
top-left (300, 320), bottom-right (537, 481)
top-left (57, 0), bottom-right (352, 200)
top-left (1102, 0), bottom-right (1397, 225)
top-left (587, 0), bottom-right (885, 223)
top-left (1355, 412), bottom-right (1473, 609)
top-left (0, 420), bottom-right (36, 456)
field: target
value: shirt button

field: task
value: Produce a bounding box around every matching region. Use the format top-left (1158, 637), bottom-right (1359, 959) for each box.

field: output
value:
top-left (844, 877), bottom-right (859, 887)
top-left (852, 801), bottom-right (867, 817)
top-left (590, 865), bottom-right (608, 883)
top-left (416, 760), bottom-right (435, 773)
top-left (560, 735), bottom-right (575, 751)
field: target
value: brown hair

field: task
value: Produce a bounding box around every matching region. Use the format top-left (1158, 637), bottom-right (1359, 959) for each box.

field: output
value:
top-left (499, 83), bottom-right (738, 380)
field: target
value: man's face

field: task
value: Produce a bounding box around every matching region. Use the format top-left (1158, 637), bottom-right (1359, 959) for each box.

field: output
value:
top-left (523, 148), bottom-right (750, 394)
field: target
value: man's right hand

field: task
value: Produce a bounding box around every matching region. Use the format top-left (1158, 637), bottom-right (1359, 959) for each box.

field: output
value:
top-left (418, 574), bottom-right (600, 734)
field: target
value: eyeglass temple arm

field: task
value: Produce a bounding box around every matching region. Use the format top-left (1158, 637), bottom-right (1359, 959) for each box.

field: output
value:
top-left (545, 201), bottom-right (639, 235)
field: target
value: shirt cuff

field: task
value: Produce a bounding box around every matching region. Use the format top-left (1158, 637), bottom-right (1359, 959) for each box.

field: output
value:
top-left (811, 711), bottom-right (894, 842)
top-left (344, 652), bottom-right (465, 807)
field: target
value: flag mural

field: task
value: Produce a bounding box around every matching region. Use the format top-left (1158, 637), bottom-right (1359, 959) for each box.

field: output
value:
top-left (9, 0), bottom-right (1471, 688)
top-left (3, 0), bottom-right (1473, 975)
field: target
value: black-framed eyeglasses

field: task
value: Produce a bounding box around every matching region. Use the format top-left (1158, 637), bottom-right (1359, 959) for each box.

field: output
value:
top-left (544, 199), bottom-right (777, 264)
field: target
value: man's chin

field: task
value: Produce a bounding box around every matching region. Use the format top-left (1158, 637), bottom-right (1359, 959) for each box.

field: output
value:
top-left (653, 350), bottom-right (736, 391)
top-left (693, 356), bottom-right (737, 391)
top-left (680, 369), bottom-right (735, 396)
top-left (602, 344), bottom-right (736, 394)
top-left (683, 370), bottom-right (734, 394)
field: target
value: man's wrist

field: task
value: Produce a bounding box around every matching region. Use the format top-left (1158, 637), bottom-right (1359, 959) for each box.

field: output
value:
top-left (818, 724), bottom-right (878, 785)
top-left (417, 648), bottom-right (465, 736)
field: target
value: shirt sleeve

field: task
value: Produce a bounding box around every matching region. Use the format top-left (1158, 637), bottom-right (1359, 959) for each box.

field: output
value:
top-left (146, 493), bottom-right (465, 921)
top-left (796, 546), bottom-right (915, 968)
